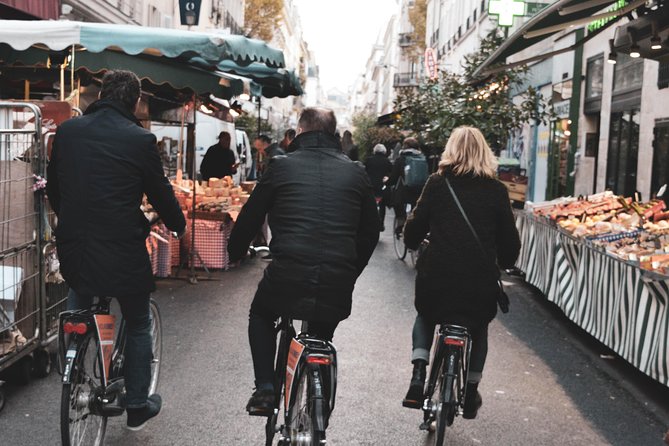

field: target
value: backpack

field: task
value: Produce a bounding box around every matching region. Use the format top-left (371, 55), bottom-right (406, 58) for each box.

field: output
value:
top-left (404, 153), bottom-right (429, 188)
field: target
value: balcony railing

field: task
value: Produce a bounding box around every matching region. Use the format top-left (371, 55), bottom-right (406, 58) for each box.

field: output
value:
top-left (399, 33), bottom-right (412, 47)
top-left (393, 72), bottom-right (422, 88)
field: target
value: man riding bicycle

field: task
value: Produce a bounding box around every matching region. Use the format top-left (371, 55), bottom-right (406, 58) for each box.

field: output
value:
top-left (46, 70), bottom-right (186, 430)
top-left (227, 107), bottom-right (380, 416)
top-left (388, 137), bottom-right (428, 234)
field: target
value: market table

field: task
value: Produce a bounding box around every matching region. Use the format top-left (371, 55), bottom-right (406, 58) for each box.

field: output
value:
top-left (515, 212), bottom-right (669, 388)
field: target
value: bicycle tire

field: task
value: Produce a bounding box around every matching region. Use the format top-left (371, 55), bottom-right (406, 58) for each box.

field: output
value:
top-left (287, 369), bottom-right (325, 446)
top-left (60, 333), bottom-right (107, 446)
top-left (148, 299), bottom-right (162, 395)
top-left (434, 353), bottom-right (458, 446)
top-left (393, 217), bottom-right (408, 260)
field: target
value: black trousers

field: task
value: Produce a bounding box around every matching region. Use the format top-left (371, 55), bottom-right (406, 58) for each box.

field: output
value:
top-left (248, 297), bottom-right (338, 389)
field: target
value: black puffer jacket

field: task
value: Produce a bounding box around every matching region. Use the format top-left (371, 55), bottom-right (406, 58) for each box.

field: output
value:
top-left (364, 153), bottom-right (392, 196)
top-left (404, 170), bottom-right (520, 326)
top-left (228, 131), bottom-right (380, 323)
top-left (46, 100), bottom-right (186, 298)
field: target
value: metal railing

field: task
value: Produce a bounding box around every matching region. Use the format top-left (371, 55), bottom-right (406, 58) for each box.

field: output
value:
top-left (393, 72), bottom-right (422, 87)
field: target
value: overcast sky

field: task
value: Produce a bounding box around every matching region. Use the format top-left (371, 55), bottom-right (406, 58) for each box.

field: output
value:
top-left (293, 0), bottom-right (399, 93)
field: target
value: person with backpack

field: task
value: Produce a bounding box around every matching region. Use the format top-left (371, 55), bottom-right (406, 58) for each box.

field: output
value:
top-left (388, 137), bottom-right (429, 235)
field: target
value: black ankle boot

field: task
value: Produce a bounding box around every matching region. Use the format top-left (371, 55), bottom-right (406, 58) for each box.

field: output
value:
top-left (463, 382), bottom-right (482, 419)
top-left (402, 360), bottom-right (427, 409)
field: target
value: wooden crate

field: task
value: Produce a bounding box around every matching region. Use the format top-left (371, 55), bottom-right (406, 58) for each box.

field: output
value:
top-left (501, 180), bottom-right (527, 203)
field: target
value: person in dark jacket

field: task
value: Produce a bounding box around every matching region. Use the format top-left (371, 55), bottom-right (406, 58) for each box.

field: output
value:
top-left (388, 137), bottom-right (424, 234)
top-left (200, 131), bottom-right (237, 181)
top-left (341, 130), bottom-right (359, 161)
top-left (279, 128), bottom-right (296, 152)
top-left (364, 143), bottom-right (393, 231)
top-left (254, 134), bottom-right (285, 179)
top-left (46, 70), bottom-right (186, 430)
top-left (228, 107), bottom-right (380, 416)
top-left (400, 126), bottom-right (520, 419)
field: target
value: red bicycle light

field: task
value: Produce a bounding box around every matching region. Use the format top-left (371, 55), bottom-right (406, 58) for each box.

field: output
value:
top-left (444, 338), bottom-right (465, 347)
top-left (306, 356), bottom-right (331, 365)
top-left (63, 322), bottom-right (87, 335)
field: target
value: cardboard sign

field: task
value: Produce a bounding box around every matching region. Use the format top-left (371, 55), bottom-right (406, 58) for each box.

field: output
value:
top-left (284, 338), bottom-right (305, 411)
top-left (94, 314), bottom-right (116, 385)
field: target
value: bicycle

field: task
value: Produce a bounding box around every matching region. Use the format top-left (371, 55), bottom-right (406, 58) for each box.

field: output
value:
top-left (393, 206), bottom-right (428, 269)
top-left (265, 318), bottom-right (337, 446)
top-left (418, 324), bottom-right (471, 446)
top-left (58, 296), bottom-right (162, 446)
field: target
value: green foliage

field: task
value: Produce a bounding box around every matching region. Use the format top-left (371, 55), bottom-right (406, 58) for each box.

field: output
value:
top-left (244, 0), bottom-right (284, 41)
top-left (352, 112), bottom-right (403, 161)
top-left (395, 30), bottom-right (552, 151)
top-left (234, 113), bottom-right (273, 142)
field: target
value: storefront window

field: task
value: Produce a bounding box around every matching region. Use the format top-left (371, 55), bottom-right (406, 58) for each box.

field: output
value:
top-left (585, 55), bottom-right (604, 99)
top-left (651, 122), bottom-right (669, 195)
top-left (606, 109), bottom-right (640, 196)
top-left (613, 53), bottom-right (644, 92)
top-left (547, 118), bottom-right (571, 199)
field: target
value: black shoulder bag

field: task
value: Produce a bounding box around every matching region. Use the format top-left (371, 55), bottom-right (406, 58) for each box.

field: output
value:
top-left (443, 176), bottom-right (510, 313)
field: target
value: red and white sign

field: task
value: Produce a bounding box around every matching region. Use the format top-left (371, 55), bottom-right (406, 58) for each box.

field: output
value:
top-left (94, 314), bottom-right (116, 385)
top-left (424, 47), bottom-right (438, 80)
top-left (284, 339), bottom-right (305, 411)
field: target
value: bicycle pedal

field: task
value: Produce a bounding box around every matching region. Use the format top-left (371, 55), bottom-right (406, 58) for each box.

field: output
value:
top-left (419, 421), bottom-right (431, 431)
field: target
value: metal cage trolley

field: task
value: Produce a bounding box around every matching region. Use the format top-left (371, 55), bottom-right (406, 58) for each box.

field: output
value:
top-left (0, 102), bottom-right (68, 412)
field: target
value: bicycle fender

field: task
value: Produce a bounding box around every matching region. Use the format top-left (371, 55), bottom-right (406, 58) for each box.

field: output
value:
top-left (309, 368), bottom-right (328, 432)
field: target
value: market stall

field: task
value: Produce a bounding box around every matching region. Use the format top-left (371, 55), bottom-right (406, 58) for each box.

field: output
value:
top-left (516, 192), bottom-right (669, 388)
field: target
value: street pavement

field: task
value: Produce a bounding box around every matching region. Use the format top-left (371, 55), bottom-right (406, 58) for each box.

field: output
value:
top-left (1, 226), bottom-right (668, 445)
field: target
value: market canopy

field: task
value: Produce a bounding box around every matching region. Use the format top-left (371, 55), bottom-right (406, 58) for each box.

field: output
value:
top-left (191, 58), bottom-right (303, 98)
top-left (0, 19), bottom-right (285, 68)
top-left (0, 44), bottom-right (259, 100)
top-left (472, 0), bottom-right (646, 79)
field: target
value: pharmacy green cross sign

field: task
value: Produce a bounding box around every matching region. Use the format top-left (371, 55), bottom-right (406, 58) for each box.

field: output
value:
top-left (489, 0), bottom-right (526, 27)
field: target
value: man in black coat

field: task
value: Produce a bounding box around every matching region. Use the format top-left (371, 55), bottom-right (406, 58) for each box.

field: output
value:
top-left (254, 134), bottom-right (285, 179)
top-left (46, 70), bottom-right (186, 430)
top-left (200, 131), bottom-right (237, 181)
top-left (228, 107), bottom-right (380, 416)
top-left (388, 137), bottom-right (425, 234)
top-left (365, 143), bottom-right (393, 231)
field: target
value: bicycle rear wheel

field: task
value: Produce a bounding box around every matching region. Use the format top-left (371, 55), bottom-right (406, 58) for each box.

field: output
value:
top-left (60, 333), bottom-right (107, 446)
top-left (393, 217), bottom-right (408, 260)
top-left (287, 369), bottom-right (326, 446)
top-left (434, 353), bottom-right (458, 446)
top-left (148, 299), bottom-right (162, 395)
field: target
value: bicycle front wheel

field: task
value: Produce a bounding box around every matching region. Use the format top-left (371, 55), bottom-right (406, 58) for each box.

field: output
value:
top-left (393, 217), bottom-right (408, 260)
top-left (287, 369), bottom-right (326, 446)
top-left (148, 299), bottom-right (162, 395)
top-left (60, 334), bottom-right (107, 446)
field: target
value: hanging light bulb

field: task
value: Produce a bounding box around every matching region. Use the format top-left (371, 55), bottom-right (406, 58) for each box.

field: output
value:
top-left (630, 44), bottom-right (641, 58)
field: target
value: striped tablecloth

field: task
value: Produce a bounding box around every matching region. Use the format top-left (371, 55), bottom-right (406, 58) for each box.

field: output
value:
top-left (516, 213), bottom-right (669, 388)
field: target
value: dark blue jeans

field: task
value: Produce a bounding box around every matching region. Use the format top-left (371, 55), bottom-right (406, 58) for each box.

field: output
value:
top-left (67, 289), bottom-right (153, 408)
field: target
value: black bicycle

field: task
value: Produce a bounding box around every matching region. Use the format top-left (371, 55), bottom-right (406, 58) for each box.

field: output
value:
top-left (265, 318), bottom-right (337, 446)
top-left (418, 324), bottom-right (471, 446)
top-left (59, 297), bottom-right (162, 446)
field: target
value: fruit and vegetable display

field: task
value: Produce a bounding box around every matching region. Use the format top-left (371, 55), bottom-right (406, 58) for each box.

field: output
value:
top-left (171, 176), bottom-right (253, 218)
top-left (528, 191), bottom-right (669, 274)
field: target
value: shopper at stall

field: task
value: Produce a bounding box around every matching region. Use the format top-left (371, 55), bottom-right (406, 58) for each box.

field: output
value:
top-left (365, 143), bottom-right (393, 231)
top-left (200, 131), bottom-right (237, 181)
top-left (228, 107), bottom-right (380, 416)
top-left (254, 134), bottom-right (285, 178)
top-left (400, 126), bottom-right (520, 419)
top-left (46, 69), bottom-right (186, 431)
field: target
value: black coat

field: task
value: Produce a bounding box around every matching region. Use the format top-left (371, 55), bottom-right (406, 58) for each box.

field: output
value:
top-left (46, 100), bottom-right (186, 298)
top-left (389, 148), bottom-right (423, 204)
top-left (200, 143), bottom-right (236, 180)
top-left (404, 171), bottom-right (520, 326)
top-left (364, 153), bottom-right (392, 197)
top-left (228, 131), bottom-right (380, 323)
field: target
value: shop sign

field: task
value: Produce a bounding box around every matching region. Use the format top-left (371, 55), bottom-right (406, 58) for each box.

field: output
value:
top-left (587, 0), bottom-right (627, 33)
top-left (489, 0), bottom-right (526, 27)
top-left (424, 47), bottom-right (438, 80)
top-left (553, 100), bottom-right (570, 118)
top-left (179, 0), bottom-right (202, 26)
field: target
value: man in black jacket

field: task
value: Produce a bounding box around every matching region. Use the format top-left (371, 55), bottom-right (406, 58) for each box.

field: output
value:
top-left (228, 107), bottom-right (380, 416)
top-left (364, 143), bottom-right (393, 231)
top-left (46, 70), bottom-right (186, 430)
top-left (254, 134), bottom-right (285, 179)
top-left (388, 137), bottom-right (425, 234)
top-left (200, 131), bottom-right (237, 181)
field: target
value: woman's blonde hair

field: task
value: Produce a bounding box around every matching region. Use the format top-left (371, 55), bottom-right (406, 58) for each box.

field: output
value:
top-left (438, 126), bottom-right (498, 178)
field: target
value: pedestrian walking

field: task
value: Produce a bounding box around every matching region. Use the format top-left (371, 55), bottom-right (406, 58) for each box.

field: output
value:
top-left (280, 128), bottom-right (296, 152)
top-left (341, 130), bottom-right (359, 161)
top-left (227, 107), bottom-right (380, 416)
top-left (400, 126), bottom-right (520, 420)
top-left (365, 143), bottom-right (393, 231)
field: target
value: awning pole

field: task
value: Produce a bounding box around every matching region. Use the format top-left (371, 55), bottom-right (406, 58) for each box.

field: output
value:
top-left (60, 64), bottom-right (65, 101)
top-left (70, 45), bottom-right (75, 96)
top-left (176, 103), bottom-right (186, 183)
top-left (23, 80), bottom-right (29, 100)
